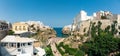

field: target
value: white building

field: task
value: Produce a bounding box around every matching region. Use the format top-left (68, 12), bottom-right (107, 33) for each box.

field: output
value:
top-left (0, 35), bottom-right (34, 56)
top-left (80, 10), bottom-right (87, 21)
top-left (74, 10), bottom-right (94, 22)
top-left (117, 15), bottom-right (120, 24)
top-left (72, 10), bottom-right (94, 31)
top-left (117, 15), bottom-right (120, 35)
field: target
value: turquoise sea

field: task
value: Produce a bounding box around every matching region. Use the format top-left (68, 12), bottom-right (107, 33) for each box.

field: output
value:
top-left (53, 27), bottom-right (69, 37)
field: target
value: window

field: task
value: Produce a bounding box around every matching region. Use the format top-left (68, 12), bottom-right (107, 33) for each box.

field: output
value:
top-left (1, 26), bottom-right (3, 30)
top-left (17, 43), bottom-right (20, 48)
top-left (28, 42), bottom-right (32, 46)
top-left (10, 43), bottom-right (16, 48)
top-left (1, 43), bottom-right (4, 46)
top-left (15, 26), bottom-right (17, 30)
top-left (23, 43), bottom-right (26, 47)
top-left (23, 26), bottom-right (26, 30)
top-left (4, 43), bottom-right (8, 47)
top-left (1, 43), bottom-right (8, 47)
top-left (18, 49), bottom-right (21, 52)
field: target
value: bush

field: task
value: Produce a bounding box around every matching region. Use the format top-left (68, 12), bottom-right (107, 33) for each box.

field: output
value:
top-left (58, 42), bottom-right (85, 56)
top-left (55, 43), bottom-right (65, 55)
top-left (8, 30), bottom-right (14, 35)
top-left (44, 45), bottom-right (53, 56)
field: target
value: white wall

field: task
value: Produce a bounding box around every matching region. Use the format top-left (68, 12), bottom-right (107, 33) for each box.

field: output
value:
top-left (80, 10), bottom-right (87, 21)
top-left (117, 15), bottom-right (120, 24)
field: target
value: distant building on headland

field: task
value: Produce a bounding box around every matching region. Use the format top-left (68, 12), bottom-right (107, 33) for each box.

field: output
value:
top-left (0, 20), bottom-right (9, 40)
top-left (0, 35), bottom-right (34, 56)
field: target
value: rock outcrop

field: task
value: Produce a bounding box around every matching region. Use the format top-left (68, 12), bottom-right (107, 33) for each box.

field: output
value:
top-left (31, 28), bottom-right (56, 47)
top-left (62, 25), bottom-right (71, 34)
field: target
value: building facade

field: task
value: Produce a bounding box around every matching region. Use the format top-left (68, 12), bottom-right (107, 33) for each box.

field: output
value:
top-left (12, 22), bottom-right (29, 34)
top-left (0, 20), bottom-right (9, 40)
top-left (117, 15), bottom-right (120, 35)
top-left (0, 20), bottom-right (8, 30)
top-left (95, 11), bottom-right (113, 20)
top-left (72, 10), bottom-right (94, 32)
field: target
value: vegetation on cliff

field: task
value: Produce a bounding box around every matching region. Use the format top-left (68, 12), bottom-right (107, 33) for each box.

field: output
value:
top-left (56, 42), bottom-right (85, 56)
top-left (80, 21), bottom-right (120, 56)
top-left (44, 45), bottom-right (54, 56)
top-left (57, 21), bottom-right (120, 56)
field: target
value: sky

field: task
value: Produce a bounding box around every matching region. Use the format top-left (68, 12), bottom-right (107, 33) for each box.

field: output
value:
top-left (0, 0), bottom-right (120, 27)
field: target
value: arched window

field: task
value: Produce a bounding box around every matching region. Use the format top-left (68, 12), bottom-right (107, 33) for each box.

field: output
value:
top-left (15, 26), bottom-right (17, 30)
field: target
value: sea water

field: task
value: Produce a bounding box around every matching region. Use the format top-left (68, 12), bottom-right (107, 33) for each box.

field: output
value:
top-left (53, 27), bottom-right (69, 37)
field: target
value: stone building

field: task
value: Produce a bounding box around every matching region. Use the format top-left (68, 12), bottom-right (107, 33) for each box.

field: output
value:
top-left (95, 11), bottom-right (113, 19)
top-left (12, 21), bottom-right (50, 34)
top-left (12, 22), bottom-right (32, 37)
top-left (12, 22), bottom-right (29, 34)
top-left (0, 20), bottom-right (9, 40)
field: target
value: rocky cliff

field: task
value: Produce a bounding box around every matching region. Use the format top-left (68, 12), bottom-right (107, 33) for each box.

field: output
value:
top-left (31, 28), bottom-right (56, 47)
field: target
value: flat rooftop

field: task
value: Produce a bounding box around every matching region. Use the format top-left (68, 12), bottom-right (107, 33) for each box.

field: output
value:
top-left (1, 35), bottom-right (34, 43)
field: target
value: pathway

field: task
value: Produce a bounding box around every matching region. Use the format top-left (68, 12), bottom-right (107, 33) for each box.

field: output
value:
top-left (48, 37), bottom-right (63, 56)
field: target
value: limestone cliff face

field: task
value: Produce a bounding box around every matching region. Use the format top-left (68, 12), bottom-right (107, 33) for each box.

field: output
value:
top-left (77, 19), bottom-right (113, 35)
top-left (31, 28), bottom-right (56, 47)
top-left (61, 19), bottom-right (115, 48)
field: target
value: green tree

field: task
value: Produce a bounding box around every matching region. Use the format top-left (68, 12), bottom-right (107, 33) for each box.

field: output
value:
top-left (44, 45), bottom-right (54, 56)
top-left (8, 30), bottom-right (14, 35)
top-left (80, 21), bottom-right (120, 56)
